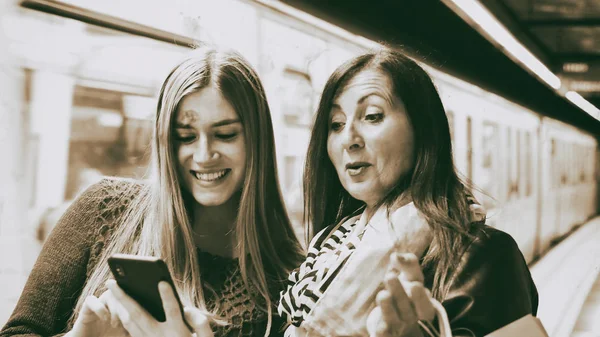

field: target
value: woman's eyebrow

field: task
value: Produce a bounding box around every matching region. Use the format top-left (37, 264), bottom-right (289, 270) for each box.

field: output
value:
top-left (357, 92), bottom-right (392, 105)
top-left (174, 118), bottom-right (241, 129)
top-left (331, 93), bottom-right (388, 113)
top-left (211, 118), bottom-right (240, 127)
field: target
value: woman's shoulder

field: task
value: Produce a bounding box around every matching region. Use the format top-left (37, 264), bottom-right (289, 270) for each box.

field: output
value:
top-left (82, 176), bottom-right (146, 199)
top-left (455, 225), bottom-right (529, 273)
top-left (75, 177), bottom-right (146, 211)
top-left (54, 177), bottom-right (147, 238)
top-left (467, 225), bottom-right (521, 253)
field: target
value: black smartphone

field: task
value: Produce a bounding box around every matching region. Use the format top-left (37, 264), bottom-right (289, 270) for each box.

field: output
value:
top-left (107, 254), bottom-right (192, 331)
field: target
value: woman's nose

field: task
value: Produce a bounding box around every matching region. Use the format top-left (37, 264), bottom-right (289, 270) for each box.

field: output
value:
top-left (192, 135), bottom-right (219, 163)
top-left (341, 121), bottom-right (365, 151)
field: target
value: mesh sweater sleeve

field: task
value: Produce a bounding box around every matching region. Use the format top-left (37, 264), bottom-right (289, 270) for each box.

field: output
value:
top-left (0, 179), bottom-right (131, 337)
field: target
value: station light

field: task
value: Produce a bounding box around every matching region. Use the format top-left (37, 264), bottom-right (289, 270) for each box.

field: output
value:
top-left (443, 0), bottom-right (561, 90)
top-left (566, 91), bottom-right (600, 120)
top-left (563, 63), bottom-right (589, 73)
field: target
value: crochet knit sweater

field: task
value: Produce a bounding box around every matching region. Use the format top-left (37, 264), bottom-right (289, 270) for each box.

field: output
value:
top-left (0, 178), bottom-right (286, 337)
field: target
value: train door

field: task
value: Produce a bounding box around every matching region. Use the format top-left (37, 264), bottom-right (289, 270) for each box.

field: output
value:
top-left (466, 116), bottom-right (473, 187)
top-left (596, 146), bottom-right (600, 214)
top-left (519, 129), bottom-right (537, 260)
top-left (479, 121), bottom-right (499, 223)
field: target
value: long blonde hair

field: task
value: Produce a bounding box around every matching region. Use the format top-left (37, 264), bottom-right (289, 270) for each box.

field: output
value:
top-left (70, 46), bottom-right (304, 332)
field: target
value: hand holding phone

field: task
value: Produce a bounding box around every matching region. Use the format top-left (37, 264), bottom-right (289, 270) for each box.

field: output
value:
top-left (107, 254), bottom-right (192, 332)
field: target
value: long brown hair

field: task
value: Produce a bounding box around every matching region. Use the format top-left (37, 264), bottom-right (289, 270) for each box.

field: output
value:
top-left (71, 46), bottom-right (304, 331)
top-left (303, 47), bottom-right (480, 300)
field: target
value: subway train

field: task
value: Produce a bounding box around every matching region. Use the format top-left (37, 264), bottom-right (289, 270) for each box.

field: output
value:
top-left (19, 0), bottom-right (598, 262)
top-left (250, 0), bottom-right (599, 262)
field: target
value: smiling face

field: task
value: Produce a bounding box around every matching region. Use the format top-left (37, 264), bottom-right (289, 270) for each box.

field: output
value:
top-left (174, 86), bottom-right (246, 207)
top-left (326, 69), bottom-right (415, 209)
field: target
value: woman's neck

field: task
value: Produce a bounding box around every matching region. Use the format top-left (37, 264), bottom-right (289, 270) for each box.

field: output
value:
top-left (365, 191), bottom-right (413, 221)
top-left (191, 192), bottom-right (241, 258)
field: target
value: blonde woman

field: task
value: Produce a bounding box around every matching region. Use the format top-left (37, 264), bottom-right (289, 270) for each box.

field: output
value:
top-left (1, 46), bottom-right (304, 337)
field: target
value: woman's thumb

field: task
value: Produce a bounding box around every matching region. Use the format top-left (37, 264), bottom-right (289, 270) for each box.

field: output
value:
top-left (184, 307), bottom-right (214, 337)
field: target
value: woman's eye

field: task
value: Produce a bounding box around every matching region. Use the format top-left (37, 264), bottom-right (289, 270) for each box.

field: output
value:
top-left (215, 133), bottom-right (238, 141)
top-left (175, 134), bottom-right (196, 143)
top-left (330, 121), bottom-right (344, 132)
top-left (365, 112), bottom-right (384, 123)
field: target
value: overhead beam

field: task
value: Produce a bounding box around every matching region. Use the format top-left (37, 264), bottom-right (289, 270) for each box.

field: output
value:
top-left (524, 18), bottom-right (600, 27)
top-left (557, 54), bottom-right (600, 63)
top-left (19, 0), bottom-right (198, 48)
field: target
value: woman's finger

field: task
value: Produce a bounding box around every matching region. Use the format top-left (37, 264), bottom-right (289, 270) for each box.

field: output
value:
top-left (85, 296), bottom-right (110, 322)
top-left (402, 281), bottom-right (436, 321)
top-left (105, 280), bottom-right (147, 337)
top-left (384, 272), bottom-right (417, 323)
top-left (99, 290), bottom-right (121, 328)
top-left (158, 282), bottom-right (183, 323)
top-left (376, 290), bottom-right (404, 332)
top-left (79, 295), bottom-right (109, 324)
top-left (374, 317), bottom-right (391, 337)
top-left (184, 307), bottom-right (214, 337)
top-left (394, 253), bottom-right (424, 283)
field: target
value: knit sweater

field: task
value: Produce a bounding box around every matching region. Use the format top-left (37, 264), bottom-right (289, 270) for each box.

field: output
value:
top-left (0, 178), bottom-right (286, 337)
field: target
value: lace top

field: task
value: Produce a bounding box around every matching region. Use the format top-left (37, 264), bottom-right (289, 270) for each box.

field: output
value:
top-left (0, 178), bottom-right (286, 337)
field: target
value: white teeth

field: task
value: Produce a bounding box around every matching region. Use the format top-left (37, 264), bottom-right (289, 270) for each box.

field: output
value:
top-left (194, 170), bottom-right (228, 181)
top-left (348, 166), bottom-right (367, 176)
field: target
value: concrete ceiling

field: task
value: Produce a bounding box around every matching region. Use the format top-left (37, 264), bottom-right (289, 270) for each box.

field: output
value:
top-left (280, 0), bottom-right (600, 136)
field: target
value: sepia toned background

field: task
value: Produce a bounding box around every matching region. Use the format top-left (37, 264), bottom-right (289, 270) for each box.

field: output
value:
top-left (1, 0), bottom-right (599, 334)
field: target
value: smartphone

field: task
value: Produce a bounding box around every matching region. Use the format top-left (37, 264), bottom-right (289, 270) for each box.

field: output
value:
top-left (107, 254), bottom-right (192, 330)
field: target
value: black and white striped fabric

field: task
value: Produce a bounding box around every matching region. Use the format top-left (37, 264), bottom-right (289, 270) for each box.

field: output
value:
top-left (278, 212), bottom-right (365, 326)
top-left (277, 197), bottom-right (486, 337)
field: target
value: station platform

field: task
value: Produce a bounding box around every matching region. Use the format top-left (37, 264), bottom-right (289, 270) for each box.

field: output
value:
top-left (1, 218), bottom-right (599, 333)
top-left (530, 216), bottom-right (600, 337)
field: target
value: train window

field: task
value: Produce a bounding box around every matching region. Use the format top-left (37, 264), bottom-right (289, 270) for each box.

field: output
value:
top-left (281, 68), bottom-right (314, 126)
top-left (446, 110), bottom-right (454, 144)
top-left (564, 142), bottom-right (569, 185)
top-left (524, 131), bottom-right (532, 196)
top-left (560, 142), bottom-right (567, 186)
top-left (506, 127), bottom-right (511, 199)
top-left (587, 147), bottom-right (596, 182)
top-left (581, 146), bottom-right (591, 182)
top-left (570, 143), bottom-right (576, 185)
top-left (585, 146), bottom-right (589, 182)
top-left (481, 121), bottom-right (498, 209)
top-left (591, 147), bottom-right (596, 182)
top-left (578, 145), bottom-right (584, 183)
top-left (284, 156), bottom-right (297, 191)
top-left (569, 143), bottom-right (579, 185)
top-left (515, 129), bottom-right (521, 197)
top-left (466, 116), bottom-right (473, 185)
top-left (506, 127), bottom-right (519, 200)
top-left (551, 138), bottom-right (560, 188)
top-left (66, 86), bottom-right (154, 200)
top-left (584, 146), bottom-right (589, 182)
top-left (16, 5), bottom-right (192, 208)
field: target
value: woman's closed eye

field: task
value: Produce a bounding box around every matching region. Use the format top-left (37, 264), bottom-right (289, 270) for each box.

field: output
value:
top-left (175, 133), bottom-right (196, 143)
top-left (215, 132), bottom-right (239, 141)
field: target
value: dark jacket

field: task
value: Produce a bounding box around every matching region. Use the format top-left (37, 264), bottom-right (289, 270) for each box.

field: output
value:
top-left (422, 226), bottom-right (539, 337)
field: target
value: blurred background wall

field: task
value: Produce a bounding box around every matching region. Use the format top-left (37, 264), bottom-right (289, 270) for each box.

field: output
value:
top-left (0, 0), bottom-right (597, 327)
top-left (0, 0), bottom-right (366, 322)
